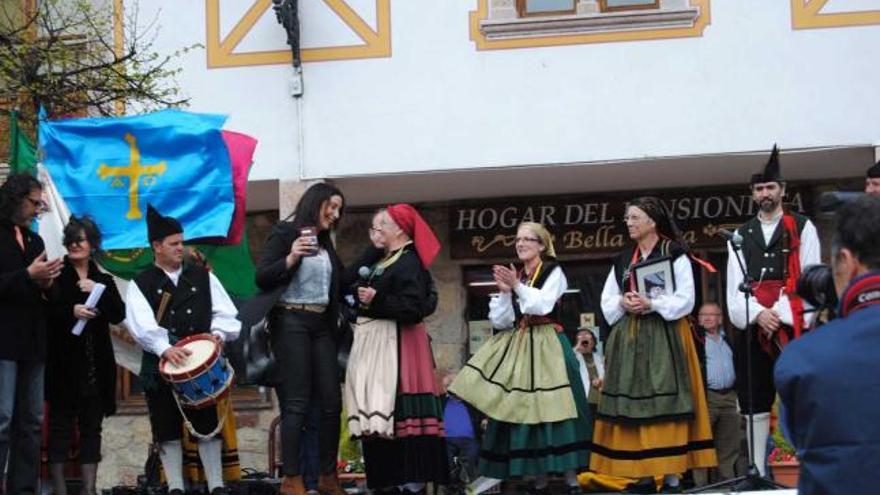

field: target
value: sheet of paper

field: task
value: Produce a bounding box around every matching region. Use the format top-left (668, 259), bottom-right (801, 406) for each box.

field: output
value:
top-left (71, 282), bottom-right (106, 336)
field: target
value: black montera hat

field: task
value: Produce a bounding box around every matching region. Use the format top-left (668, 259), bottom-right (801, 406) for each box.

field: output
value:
top-left (750, 144), bottom-right (783, 186)
top-left (868, 160), bottom-right (880, 179)
top-left (147, 204), bottom-right (182, 243)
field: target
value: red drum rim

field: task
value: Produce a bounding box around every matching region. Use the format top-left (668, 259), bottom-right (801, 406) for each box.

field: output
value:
top-left (159, 333), bottom-right (221, 383)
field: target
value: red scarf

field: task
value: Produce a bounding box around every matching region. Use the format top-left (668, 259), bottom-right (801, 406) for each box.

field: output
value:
top-left (387, 203), bottom-right (441, 269)
top-left (781, 213), bottom-right (806, 342)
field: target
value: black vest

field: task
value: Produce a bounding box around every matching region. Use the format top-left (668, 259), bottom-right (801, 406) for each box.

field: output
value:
top-left (512, 260), bottom-right (564, 324)
top-left (612, 240), bottom-right (687, 293)
top-left (134, 264), bottom-right (213, 387)
top-left (737, 212), bottom-right (808, 281)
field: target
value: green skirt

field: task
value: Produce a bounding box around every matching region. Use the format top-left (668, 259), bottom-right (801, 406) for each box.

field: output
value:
top-left (477, 332), bottom-right (593, 478)
top-left (598, 313), bottom-right (694, 423)
top-left (449, 324), bottom-right (577, 424)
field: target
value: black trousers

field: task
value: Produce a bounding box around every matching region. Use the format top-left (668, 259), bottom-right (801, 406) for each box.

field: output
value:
top-left (145, 380), bottom-right (219, 443)
top-left (734, 326), bottom-right (776, 415)
top-left (47, 398), bottom-right (104, 464)
top-left (270, 310), bottom-right (341, 476)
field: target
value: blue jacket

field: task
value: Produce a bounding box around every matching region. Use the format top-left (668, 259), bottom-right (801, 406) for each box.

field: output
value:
top-left (775, 286), bottom-right (880, 495)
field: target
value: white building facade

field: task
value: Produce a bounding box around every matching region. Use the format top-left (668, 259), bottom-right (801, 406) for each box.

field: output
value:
top-left (95, 0), bottom-right (880, 486)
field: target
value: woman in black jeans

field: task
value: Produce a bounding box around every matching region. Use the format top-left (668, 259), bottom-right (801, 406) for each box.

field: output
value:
top-left (255, 183), bottom-right (346, 495)
top-left (46, 216), bottom-right (125, 495)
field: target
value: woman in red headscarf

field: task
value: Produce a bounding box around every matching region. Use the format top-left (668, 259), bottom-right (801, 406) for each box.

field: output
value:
top-left (343, 204), bottom-right (447, 494)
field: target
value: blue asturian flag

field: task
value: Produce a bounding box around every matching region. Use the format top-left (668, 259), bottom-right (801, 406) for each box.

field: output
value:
top-left (40, 109), bottom-right (235, 249)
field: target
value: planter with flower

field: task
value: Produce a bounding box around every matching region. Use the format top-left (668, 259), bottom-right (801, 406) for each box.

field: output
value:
top-left (337, 458), bottom-right (367, 489)
top-left (768, 426), bottom-right (800, 488)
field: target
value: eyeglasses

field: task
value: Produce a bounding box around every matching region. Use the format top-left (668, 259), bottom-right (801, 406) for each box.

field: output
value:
top-left (698, 313), bottom-right (722, 317)
top-left (514, 236), bottom-right (541, 244)
top-left (369, 226), bottom-right (383, 233)
top-left (65, 236), bottom-right (87, 247)
top-left (26, 197), bottom-right (47, 210)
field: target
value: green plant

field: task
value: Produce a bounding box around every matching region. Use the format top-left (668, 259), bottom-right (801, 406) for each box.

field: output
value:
top-left (769, 425), bottom-right (797, 463)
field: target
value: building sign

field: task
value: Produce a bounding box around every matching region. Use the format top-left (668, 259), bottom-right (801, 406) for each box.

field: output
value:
top-left (449, 185), bottom-right (813, 259)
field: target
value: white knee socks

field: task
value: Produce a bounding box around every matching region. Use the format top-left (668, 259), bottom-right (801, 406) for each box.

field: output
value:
top-left (159, 440), bottom-right (184, 491)
top-left (746, 412), bottom-right (771, 476)
top-left (198, 437), bottom-right (225, 491)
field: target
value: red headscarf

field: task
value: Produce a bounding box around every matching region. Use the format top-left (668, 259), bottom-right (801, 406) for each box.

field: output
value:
top-left (387, 203), bottom-right (440, 269)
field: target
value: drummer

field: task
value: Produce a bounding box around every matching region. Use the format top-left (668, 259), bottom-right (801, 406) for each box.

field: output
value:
top-left (125, 205), bottom-right (240, 495)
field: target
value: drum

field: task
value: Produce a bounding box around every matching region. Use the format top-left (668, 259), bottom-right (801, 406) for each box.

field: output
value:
top-left (159, 334), bottom-right (234, 409)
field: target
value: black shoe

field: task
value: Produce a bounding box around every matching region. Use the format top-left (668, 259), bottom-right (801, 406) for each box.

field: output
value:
top-left (659, 484), bottom-right (683, 494)
top-left (526, 487), bottom-right (550, 495)
top-left (211, 487), bottom-right (232, 495)
top-left (168, 490), bottom-right (185, 495)
top-left (565, 485), bottom-right (584, 495)
top-left (623, 480), bottom-right (656, 494)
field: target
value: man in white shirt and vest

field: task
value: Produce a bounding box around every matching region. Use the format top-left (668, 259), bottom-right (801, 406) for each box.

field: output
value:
top-left (125, 205), bottom-right (240, 495)
top-left (725, 146), bottom-right (821, 476)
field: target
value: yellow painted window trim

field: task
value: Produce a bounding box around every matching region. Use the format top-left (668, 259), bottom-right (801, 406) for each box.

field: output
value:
top-left (205, 0), bottom-right (391, 69)
top-left (790, 0), bottom-right (880, 30)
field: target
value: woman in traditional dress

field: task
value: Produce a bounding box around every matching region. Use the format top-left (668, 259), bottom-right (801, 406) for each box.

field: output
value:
top-left (591, 196), bottom-right (716, 494)
top-left (255, 183), bottom-right (347, 495)
top-left (46, 216), bottom-right (125, 495)
top-left (449, 221), bottom-right (591, 495)
top-left (344, 204), bottom-right (448, 494)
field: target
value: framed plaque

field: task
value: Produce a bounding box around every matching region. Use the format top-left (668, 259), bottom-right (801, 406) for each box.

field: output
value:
top-left (633, 256), bottom-right (675, 299)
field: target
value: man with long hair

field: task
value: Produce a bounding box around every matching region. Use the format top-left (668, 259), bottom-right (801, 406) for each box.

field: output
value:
top-left (0, 173), bottom-right (62, 494)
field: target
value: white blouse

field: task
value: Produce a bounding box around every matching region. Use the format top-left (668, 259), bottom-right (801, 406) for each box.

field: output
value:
top-left (600, 253), bottom-right (696, 326)
top-left (488, 265), bottom-right (567, 330)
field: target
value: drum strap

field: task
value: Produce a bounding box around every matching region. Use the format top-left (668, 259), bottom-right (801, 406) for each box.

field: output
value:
top-left (171, 392), bottom-right (230, 441)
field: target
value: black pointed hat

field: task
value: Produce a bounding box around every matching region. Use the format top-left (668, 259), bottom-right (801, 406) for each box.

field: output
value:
top-left (147, 204), bottom-right (182, 243)
top-left (868, 160), bottom-right (880, 179)
top-left (750, 144), bottom-right (783, 186)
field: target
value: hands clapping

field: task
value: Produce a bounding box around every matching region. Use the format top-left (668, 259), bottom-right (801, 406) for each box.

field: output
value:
top-left (493, 264), bottom-right (518, 293)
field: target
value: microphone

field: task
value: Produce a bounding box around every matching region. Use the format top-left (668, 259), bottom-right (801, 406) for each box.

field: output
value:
top-left (355, 266), bottom-right (384, 288)
top-left (717, 228), bottom-right (743, 247)
top-left (818, 191), bottom-right (864, 213)
top-left (357, 266), bottom-right (371, 284)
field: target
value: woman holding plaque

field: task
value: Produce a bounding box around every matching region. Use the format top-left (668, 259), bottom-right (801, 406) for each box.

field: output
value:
top-left (46, 216), bottom-right (125, 495)
top-left (255, 183), bottom-right (347, 495)
top-left (592, 196), bottom-right (716, 494)
top-left (449, 221), bottom-right (591, 495)
top-left (345, 204), bottom-right (447, 494)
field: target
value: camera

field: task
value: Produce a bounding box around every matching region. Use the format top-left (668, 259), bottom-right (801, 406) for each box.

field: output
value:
top-left (796, 264), bottom-right (839, 323)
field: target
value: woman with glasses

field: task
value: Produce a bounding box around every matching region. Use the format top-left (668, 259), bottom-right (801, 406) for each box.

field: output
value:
top-left (45, 216), bottom-right (125, 495)
top-left (344, 205), bottom-right (446, 494)
top-left (591, 197), bottom-right (716, 494)
top-left (449, 221), bottom-right (591, 495)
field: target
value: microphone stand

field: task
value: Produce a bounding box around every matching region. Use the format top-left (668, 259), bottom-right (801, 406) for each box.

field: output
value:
top-left (687, 236), bottom-right (786, 492)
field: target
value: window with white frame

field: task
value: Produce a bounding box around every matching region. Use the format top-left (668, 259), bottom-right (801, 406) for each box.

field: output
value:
top-left (481, 0), bottom-right (699, 40)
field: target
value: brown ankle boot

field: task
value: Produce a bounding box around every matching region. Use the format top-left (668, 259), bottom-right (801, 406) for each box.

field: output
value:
top-left (280, 475), bottom-right (307, 495)
top-left (317, 471), bottom-right (347, 495)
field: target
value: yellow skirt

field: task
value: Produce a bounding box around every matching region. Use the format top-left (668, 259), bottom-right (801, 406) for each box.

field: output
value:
top-left (590, 320), bottom-right (717, 477)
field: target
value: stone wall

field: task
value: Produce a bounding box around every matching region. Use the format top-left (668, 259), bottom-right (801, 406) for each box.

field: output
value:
top-left (96, 408), bottom-right (279, 490)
